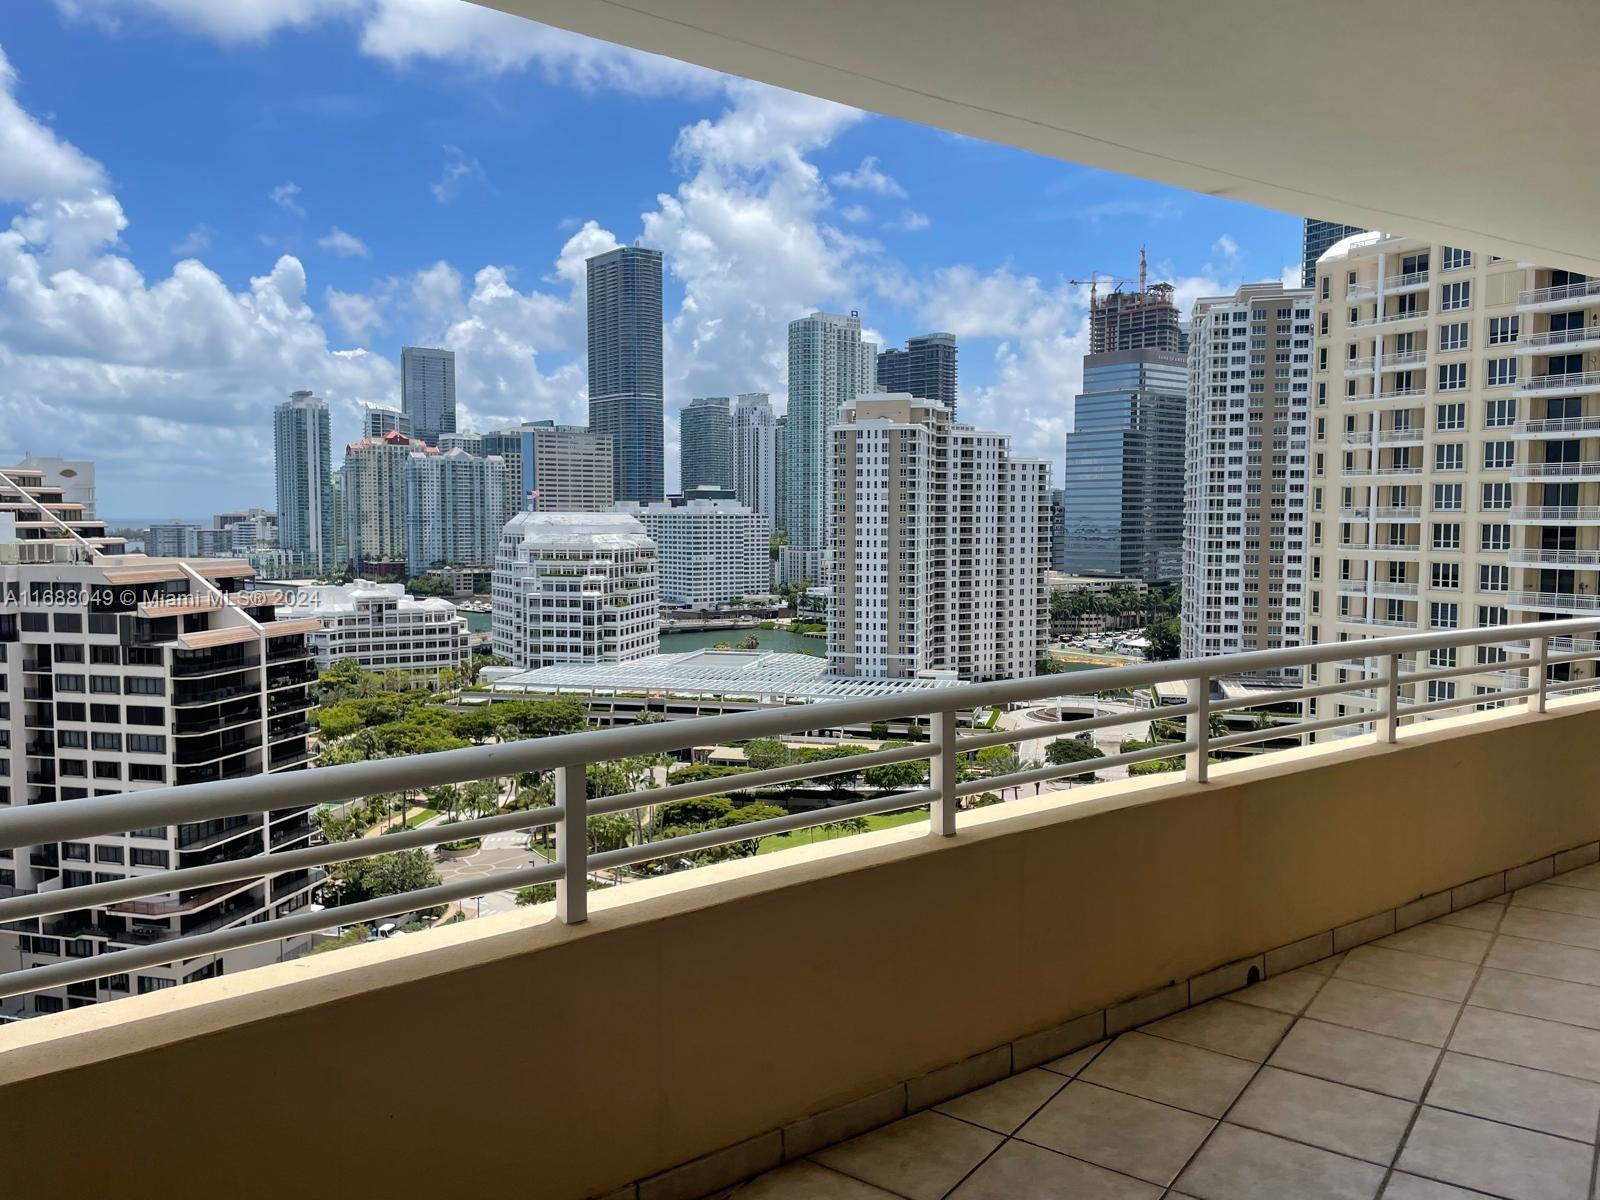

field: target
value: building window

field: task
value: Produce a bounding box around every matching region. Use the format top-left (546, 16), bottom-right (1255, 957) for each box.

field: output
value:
top-left (1488, 316), bottom-right (1519, 345)
top-left (1480, 523), bottom-right (1510, 551)
top-left (1428, 680), bottom-right (1458, 704)
top-left (1479, 564), bottom-right (1509, 592)
top-left (1431, 562), bottom-right (1460, 590)
top-left (1435, 403), bottom-right (1466, 431)
top-left (1482, 482), bottom-right (1512, 511)
top-left (1433, 484), bottom-right (1463, 511)
top-left (1437, 363), bottom-right (1468, 392)
top-left (1442, 247), bottom-right (1472, 271)
top-left (1483, 441), bottom-right (1514, 470)
top-left (1432, 523), bottom-right (1461, 550)
top-left (1434, 443), bottom-right (1464, 472)
top-left (1438, 322), bottom-right (1469, 351)
top-left (1441, 281), bottom-right (1472, 311)
top-left (1486, 359), bottom-right (1517, 388)
top-left (1484, 398), bottom-right (1516, 428)
top-left (1430, 602), bottom-right (1460, 629)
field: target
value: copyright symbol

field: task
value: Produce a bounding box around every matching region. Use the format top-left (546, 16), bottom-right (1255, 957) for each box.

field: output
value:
top-left (120, 589), bottom-right (137, 606)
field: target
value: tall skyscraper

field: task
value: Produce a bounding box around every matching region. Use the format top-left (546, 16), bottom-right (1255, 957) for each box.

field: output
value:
top-left (1304, 232), bottom-right (1593, 723)
top-left (404, 447), bottom-right (509, 575)
top-left (732, 392), bottom-right (780, 520)
top-left (362, 405), bottom-right (412, 441)
top-left (1181, 283), bottom-right (1313, 674)
top-left (784, 311), bottom-right (876, 577)
top-left (400, 346), bottom-right (456, 447)
top-left (272, 389), bottom-right (334, 574)
top-left (877, 333), bottom-right (958, 416)
top-left (587, 245), bottom-right (665, 503)
top-left (1063, 275), bottom-right (1188, 582)
top-left (679, 396), bottom-right (732, 492)
top-left (482, 423), bottom-right (615, 516)
top-left (829, 394), bottom-right (1049, 682)
top-left (343, 431), bottom-right (414, 575)
top-left (1302, 218), bottom-right (1366, 288)
top-left (1062, 350), bottom-right (1187, 582)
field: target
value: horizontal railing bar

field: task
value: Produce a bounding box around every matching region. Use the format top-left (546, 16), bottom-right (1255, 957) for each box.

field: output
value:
top-left (1547, 677), bottom-right (1600, 695)
top-left (954, 741), bottom-right (1197, 798)
top-left (589, 789), bottom-right (940, 872)
top-left (1209, 711), bottom-right (1369, 751)
top-left (1399, 686), bottom-right (1539, 720)
top-left (1547, 650), bottom-right (1600, 667)
top-left (1398, 658), bottom-right (1536, 685)
top-left (1207, 677), bottom-right (1372, 712)
top-left (954, 704), bottom-right (1195, 753)
top-left (8, 618), bottom-right (1600, 851)
top-left (0, 861), bottom-right (566, 1001)
top-left (0, 806), bottom-right (566, 926)
top-left (585, 742), bottom-right (935, 818)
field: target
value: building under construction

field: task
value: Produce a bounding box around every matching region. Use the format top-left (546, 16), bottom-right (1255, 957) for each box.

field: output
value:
top-left (1087, 249), bottom-right (1186, 354)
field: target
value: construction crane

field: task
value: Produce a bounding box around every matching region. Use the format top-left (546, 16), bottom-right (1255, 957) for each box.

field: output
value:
top-left (1068, 247), bottom-right (1152, 308)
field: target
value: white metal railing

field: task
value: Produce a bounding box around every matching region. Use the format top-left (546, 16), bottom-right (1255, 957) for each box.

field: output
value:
top-left (1509, 548), bottom-right (1600, 567)
top-left (1512, 461), bottom-right (1600, 480)
top-left (1507, 592), bottom-right (1600, 612)
top-left (3, 619), bottom-right (1600, 1004)
top-left (1516, 326), bottom-right (1600, 351)
top-left (1341, 430), bottom-right (1424, 449)
top-left (1514, 416), bottom-right (1600, 438)
top-left (1509, 506), bottom-right (1600, 523)
top-left (1341, 506), bottom-right (1422, 521)
top-left (1341, 466), bottom-right (1424, 478)
top-left (1352, 308), bottom-right (1430, 329)
top-left (1519, 279), bottom-right (1600, 307)
top-left (1338, 541), bottom-right (1420, 553)
top-left (1517, 371), bottom-right (1600, 394)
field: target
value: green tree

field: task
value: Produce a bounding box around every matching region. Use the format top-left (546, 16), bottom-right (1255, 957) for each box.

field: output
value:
top-left (1144, 617), bottom-right (1182, 661)
top-left (586, 812), bottom-right (634, 854)
top-left (743, 738), bottom-right (790, 772)
top-left (331, 850), bottom-right (441, 906)
top-left (862, 742), bottom-right (927, 791)
top-left (655, 795), bottom-right (734, 828)
top-left (1045, 738), bottom-right (1103, 765)
top-left (974, 745), bottom-right (1020, 777)
top-left (714, 803), bottom-right (787, 857)
top-left (800, 745), bottom-right (869, 797)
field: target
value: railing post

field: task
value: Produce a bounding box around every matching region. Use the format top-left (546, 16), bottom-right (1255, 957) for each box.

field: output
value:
top-left (554, 763), bottom-right (588, 924)
top-left (1381, 653), bottom-right (1400, 743)
top-left (1186, 675), bottom-right (1210, 784)
top-left (929, 707), bottom-right (957, 837)
top-left (1534, 636), bottom-right (1549, 714)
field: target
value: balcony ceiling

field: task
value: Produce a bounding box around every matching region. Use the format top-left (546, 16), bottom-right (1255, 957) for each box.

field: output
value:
top-left (474, 0), bottom-right (1600, 274)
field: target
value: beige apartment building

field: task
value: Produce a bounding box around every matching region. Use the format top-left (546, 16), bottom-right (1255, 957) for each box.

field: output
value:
top-left (1308, 232), bottom-right (1600, 721)
top-left (1181, 283), bottom-right (1313, 677)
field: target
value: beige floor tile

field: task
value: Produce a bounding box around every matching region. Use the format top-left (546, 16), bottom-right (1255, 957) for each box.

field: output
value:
top-left (1549, 862), bottom-right (1600, 892)
top-left (1381, 1172), bottom-right (1503, 1199)
top-left (1140, 998), bottom-right (1294, 1062)
top-left (945, 1139), bottom-right (1160, 1200)
top-left (1306, 978), bottom-right (1461, 1047)
top-left (1433, 903), bottom-right (1505, 932)
top-left (1335, 945), bottom-right (1478, 1002)
top-left (1425, 1050), bottom-right (1600, 1142)
top-left (1175, 1123), bottom-right (1384, 1200)
top-left (1079, 1032), bottom-right (1255, 1118)
top-left (1041, 1040), bottom-right (1106, 1077)
top-left (1229, 968), bottom-right (1325, 1015)
top-left (731, 1161), bottom-right (903, 1199)
top-left (1268, 1019), bottom-right (1441, 1101)
top-left (1396, 1106), bottom-right (1592, 1200)
top-left (1015, 1079), bottom-right (1213, 1187)
top-left (1514, 882), bottom-right (1600, 921)
top-left (1470, 966), bottom-right (1600, 1031)
top-left (1372, 922), bottom-right (1492, 965)
top-left (935, 1068), bottom-right (1066, 1135)
top-left (1227, 1066), bottom-right (1415, 1164)
top-left (1450, 1005), bottom-right (1600, 1083)
top-left (1301, 952), bottom-right (1347, 976)
top-left (1499, 905), bottom-right (1600, 951)
top-left (1487, 933), bottom-right (1600, 987)
top-left (810, 1111), bottom-right (1001, 1200)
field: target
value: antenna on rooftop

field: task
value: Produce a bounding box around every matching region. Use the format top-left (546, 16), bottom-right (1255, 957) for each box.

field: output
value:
top-left (1139, 246), bottom-right (1148, 293)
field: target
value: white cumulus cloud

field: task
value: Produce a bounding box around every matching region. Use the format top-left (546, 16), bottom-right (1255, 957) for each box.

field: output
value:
top-left (317, 226), bottom-right (370, 257)
top-left (831, 155), bottom-right (906, 198)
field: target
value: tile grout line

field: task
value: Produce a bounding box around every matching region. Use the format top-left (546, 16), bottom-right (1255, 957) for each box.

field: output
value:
top-left (1373, 887), bottom-right (1513, 1198)
top-left (1153, 959), bottom-right (1344, 1196)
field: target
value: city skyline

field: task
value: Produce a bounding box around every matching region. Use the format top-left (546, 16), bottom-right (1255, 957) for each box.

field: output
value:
top-left (0, 5), bottom-right (1305, 519)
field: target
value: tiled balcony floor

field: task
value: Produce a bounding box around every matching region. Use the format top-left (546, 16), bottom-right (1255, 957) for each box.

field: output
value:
top-left (725, 862), bottom-right (1600, 1200)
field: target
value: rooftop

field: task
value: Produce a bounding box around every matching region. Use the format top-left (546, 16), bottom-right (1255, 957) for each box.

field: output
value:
top-left (486, 647), bottom-right (964, 702)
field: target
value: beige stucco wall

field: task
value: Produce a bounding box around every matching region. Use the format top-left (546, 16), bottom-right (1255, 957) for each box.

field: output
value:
top-left (4, 699), bottom-right (1600, 1198)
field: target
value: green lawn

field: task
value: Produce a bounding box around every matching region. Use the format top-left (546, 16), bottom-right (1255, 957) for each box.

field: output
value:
top-left (755, 808), bottom-right (928, 855)
top-left (401, 807), bottom-right (438, 830)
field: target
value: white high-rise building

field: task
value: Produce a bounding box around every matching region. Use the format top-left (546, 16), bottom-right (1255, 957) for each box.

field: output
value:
top-left (828, 394), bottom-right (1050, 682)
top-left (481, 423), bottom-right (615, 517)
top-left (15, 456), bottom-right (95, 518)
top-left (620, 498), bottom-right (771, 609)
top-left (732, 393), bottom-right (780, 520)
top-left (404, 447), bottom-right (508, 575)
top-left (278, 580), bottom-right (469, 683)
top-left (785, 311), bottom-right (876, 567)
top-left (492, 511), bottom-right (659, 668)
top-left (343, 432), bottom-right (415, 574)
top-left (273, 390), bottom-right (334, 574)
top-left (0, 534), bottom-right (321, 1018)
top-left (1182, 283), bottom-right (1313, 675)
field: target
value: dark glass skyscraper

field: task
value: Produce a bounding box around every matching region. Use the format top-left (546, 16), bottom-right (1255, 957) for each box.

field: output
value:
top-left (400, 346), bottom-right (456, 446)
top-left (1302, 218), bottom-right (1366, 287)
top-left (587, 246), bottom-right (665, 502)
top-left (679, 396), bottom-right (732, 491)
top-left (877, 332), bottom-right (957, 416)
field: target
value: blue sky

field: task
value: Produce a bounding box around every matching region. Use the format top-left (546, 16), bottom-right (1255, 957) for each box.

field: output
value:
top-left (0, 0), bottom-right (1303, 521)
